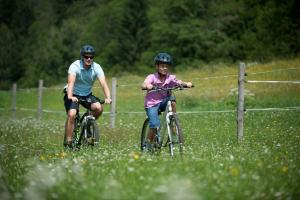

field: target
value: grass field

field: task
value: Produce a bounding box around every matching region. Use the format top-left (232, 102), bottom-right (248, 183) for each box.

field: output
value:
top-left (0, 59), bottom-right (300, 199)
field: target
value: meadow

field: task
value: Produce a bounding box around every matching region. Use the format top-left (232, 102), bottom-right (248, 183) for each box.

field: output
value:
top-left (0, 59), bottom-right (300, 199)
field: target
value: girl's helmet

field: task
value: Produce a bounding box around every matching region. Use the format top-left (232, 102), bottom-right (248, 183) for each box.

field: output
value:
top-left (80, 45), bottom-right (95, 56)
top-left (154, 52), bottom-right (172, 65)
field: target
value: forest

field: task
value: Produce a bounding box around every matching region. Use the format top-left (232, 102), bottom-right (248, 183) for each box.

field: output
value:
top-left (0, 0), bottom-right (299, 89)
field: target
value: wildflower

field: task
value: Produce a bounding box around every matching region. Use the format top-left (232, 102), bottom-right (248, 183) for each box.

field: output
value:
top-left (39, 155), bottom-right (46, 161)
top-left (60, 152), bottom-right (67, 159)
top-left (282, 166), bottom-right (288, 173)
top-left (133, 153), bottom-right (140, 160)
top-left (129, 152), bottom-right (140, 160)
top-left (229, 167), bottom-right (239, 176)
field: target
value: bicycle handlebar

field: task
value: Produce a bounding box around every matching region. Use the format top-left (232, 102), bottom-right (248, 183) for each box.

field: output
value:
top-left (142, 84), bottom-right (194, 92)
top-left (77, 97), bottom-right (105, 104)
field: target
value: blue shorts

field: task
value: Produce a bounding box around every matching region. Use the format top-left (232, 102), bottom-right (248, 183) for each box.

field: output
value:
top-left (63, 92), bottom-right (100, 113)
top-left (145, 96), bottom-right (176, 128)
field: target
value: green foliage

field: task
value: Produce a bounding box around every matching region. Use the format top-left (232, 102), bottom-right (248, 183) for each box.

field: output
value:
top-left (114, 0), bottom-right (150, 70)
top-left (0, 0), bottom-right (300, 89)
top-left (241, 0), bottom-right (300, 61)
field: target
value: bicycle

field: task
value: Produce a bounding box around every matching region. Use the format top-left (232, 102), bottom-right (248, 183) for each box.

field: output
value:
top-left (140, 85), bottom-right (191, 157)
top-left (64, 97), bottom-right (105, 149)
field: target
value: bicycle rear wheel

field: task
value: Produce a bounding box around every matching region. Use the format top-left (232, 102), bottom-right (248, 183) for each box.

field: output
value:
top-left (140, 118), bottom-right (150, 151)
top-left (168, 113), bottom-right (184, 157)
top-left (141, 118), bottom-right (162, 154)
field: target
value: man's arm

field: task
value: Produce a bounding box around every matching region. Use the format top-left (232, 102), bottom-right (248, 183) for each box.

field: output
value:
top-left (67, 74), bottom-right (78, 102)
top-left (98, 77), bottom-right (112, 104)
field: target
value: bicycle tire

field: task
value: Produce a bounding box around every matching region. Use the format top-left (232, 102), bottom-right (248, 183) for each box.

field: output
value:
top-left (140, 118), bottom-right (150, 151)
top-left (87, 119), bottom-right (100, 146)
top-left (79, 119), bottom-right (99, 147)
top-left (168, 113), bottom-right (184, 157)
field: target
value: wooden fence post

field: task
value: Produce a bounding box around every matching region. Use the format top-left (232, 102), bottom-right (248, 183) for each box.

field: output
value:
top-left (11, 83), bottom-right (17, 119)
top-left (110, 77), bottom-right (117, 128)
top-left (237, 63), bottom-right (245, 142)
top-left (37, 80), bottom-right (43, 120)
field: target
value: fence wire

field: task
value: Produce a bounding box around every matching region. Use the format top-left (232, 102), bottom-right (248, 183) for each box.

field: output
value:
top-left (0, 65), bottom-right (299, 119)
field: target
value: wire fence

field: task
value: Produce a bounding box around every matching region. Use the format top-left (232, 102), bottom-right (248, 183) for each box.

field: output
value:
top-left (0, 64), bottom-right (299, 131)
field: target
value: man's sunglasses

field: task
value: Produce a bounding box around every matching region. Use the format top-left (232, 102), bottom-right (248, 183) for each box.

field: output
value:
top-left (83, 55), bottom-right (94, 59)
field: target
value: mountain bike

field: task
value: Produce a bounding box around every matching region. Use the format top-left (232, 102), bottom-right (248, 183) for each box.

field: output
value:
top-left (141, 85), bottom-right (191, 157)
top-left (64, 97), bottom-right (105, 149)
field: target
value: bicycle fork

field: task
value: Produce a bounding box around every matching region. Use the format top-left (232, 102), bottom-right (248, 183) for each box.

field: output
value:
top-left (166, 101), bottom-right (177, 156)
top-left (82, 115), bottom-right (95, 140)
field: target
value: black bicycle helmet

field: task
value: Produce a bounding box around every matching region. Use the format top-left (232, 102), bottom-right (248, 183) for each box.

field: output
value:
top-left (80, 44), bottom-right (95, 56)
top-left (154, 52), bottom-right (172, 65)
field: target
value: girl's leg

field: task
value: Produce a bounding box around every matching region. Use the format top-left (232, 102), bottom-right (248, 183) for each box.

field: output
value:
top-left (146, 105), bottom-right (160, 142)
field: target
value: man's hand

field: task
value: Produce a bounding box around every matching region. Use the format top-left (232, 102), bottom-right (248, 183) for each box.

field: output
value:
top-left (68, 96), bottom-right (78, 102)
top-left (105, 97), bottom-right (112, 104)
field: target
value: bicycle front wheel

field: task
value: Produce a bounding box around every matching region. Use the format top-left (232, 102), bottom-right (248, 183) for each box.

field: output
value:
top-left (168, 113), bottom-right (184, 157)
top-left (79, 119), bottom-right (99, 147)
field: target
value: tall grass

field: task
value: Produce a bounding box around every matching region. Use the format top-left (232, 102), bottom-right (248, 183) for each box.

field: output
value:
top-left (0, 59), bottom-right (299, 199)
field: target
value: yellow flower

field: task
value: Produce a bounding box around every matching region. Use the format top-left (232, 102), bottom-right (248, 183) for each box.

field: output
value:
top-left (282, 166), bottom-right (288, 173)
top-left (229, 167), bottom-right (239, 176)
top-left (133, 153), bottom-right (140, 160)
top-left (60, 152), bottom-right (67, 158)
top-left (39, 155), bottom-right (46, 161)
top-left (130, 152), bottom-right (140, 160)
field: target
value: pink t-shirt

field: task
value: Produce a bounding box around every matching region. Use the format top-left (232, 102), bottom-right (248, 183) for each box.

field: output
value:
top-left (143, 73), bottom-right (182, 108)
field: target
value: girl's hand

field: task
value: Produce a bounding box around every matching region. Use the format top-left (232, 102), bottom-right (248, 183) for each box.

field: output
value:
top-left (146, 84), bottom-right (154, 90)
top-left (186, 82), bottom-right (193, 88)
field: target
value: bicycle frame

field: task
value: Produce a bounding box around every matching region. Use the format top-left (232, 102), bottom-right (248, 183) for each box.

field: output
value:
top-left (157, 100), bottom-right (173, 147)
top-left (71, 98), bottom-right (103, 148)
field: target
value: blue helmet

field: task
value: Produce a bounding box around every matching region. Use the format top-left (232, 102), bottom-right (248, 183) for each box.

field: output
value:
top-left (80, 45), bottom-right (95, 56)
top-left (154, 52), bottom-right (172, 65)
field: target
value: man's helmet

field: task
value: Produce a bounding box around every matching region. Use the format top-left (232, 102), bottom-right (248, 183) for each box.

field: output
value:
top-left (154, 52), bottom-right (172, 65)
top-left (80, 45), bottom-right (95, 56)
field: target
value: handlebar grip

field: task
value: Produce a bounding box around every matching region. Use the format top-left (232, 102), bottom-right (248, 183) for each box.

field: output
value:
top-left (99, 100), bottom-right (105, 104)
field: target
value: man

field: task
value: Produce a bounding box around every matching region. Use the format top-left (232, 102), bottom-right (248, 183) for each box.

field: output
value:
top-left (64, 44), bottom-right (111, 148)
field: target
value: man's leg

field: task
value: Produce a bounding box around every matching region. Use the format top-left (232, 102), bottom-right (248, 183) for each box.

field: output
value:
top-left (66, 109), bottom-right (77, 145)
top-left (90, 102), bottom-right (103, 119)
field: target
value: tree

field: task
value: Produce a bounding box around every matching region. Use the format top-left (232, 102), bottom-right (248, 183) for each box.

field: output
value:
top-left (114, 0), bottom-right (150, 71)
top-left (0, 0), bottom-right (34, 88)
